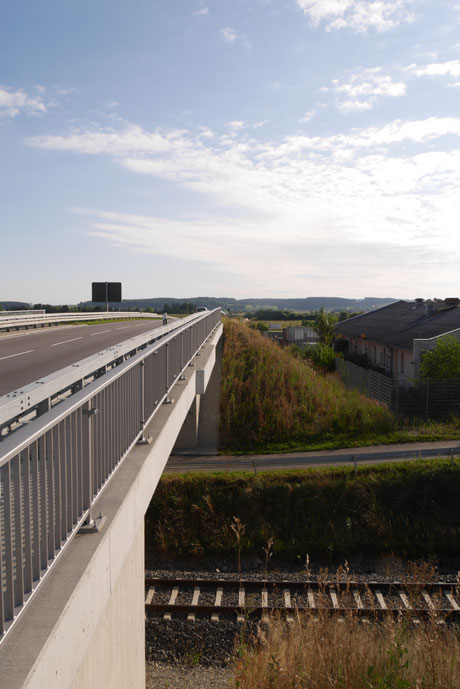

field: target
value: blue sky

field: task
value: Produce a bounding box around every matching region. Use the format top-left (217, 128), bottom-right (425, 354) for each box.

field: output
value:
top-left (1, 0), bottom-right (460, 304)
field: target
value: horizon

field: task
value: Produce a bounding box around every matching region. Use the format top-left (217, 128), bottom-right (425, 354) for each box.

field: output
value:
top-left (2, 1), bottom-right (460, 302)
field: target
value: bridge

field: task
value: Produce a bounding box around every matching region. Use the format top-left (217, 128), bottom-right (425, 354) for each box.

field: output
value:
top-left (0, 309), bottom-right (223, 689)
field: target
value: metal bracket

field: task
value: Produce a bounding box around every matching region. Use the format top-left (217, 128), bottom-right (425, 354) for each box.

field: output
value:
top-left (79, 512), bottom-right (106, 533)
top-left (163, 398), bottom-right (174, 405)
top-left (82, 408), bottom-right (99, 416)
top-left (137, 435), bottom-right (152, 445)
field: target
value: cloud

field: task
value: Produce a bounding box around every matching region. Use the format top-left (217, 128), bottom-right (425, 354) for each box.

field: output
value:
top-left (299, 109), bottom-right (316, 123)
top-left (28, 114), bottom-right (460, 295)
top-left (296, 0), bottom-right (415, 33)
top-left (0, 86), bottom-right (48, 118)
top-left (407, 59), bottom-right (460, 82)
top-left (194, 7), bottom-right (209, 15)
top-left (220, 27), bottom-right (238, 43)
top-left (331, 67), bottom-right (407, 112)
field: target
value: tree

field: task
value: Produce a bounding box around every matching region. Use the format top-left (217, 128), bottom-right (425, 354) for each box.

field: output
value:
top-left (313, 307), bottom-right (334, 346)
top-left (420, 336), bottom-right (460, 380)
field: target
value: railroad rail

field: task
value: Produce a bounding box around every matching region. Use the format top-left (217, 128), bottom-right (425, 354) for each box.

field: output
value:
top-left (145, 577), bottom-right (460, 622)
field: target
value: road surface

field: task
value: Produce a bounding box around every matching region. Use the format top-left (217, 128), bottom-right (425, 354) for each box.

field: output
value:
top-left (0, 319), bottom-right (163, 396)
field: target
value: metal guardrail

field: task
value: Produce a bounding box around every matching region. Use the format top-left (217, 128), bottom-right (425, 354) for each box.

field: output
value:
top-left (0, 310), bottom-right (45, 318)
top-left (0, 308), bottom-right (221, 641)
top-left (0, 311), bottom-right (159, 331)
top-left (0, 313), bottom-right (198, 435)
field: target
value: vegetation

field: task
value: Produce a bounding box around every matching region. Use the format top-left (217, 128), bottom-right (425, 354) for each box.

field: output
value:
top-left (145, 459), bottom-right (460, 561)
top-left (234, 609), bottom-right (460, 689)
top-left (220, 319), bottom-right (395, 452)
top-left (420, 336), bottom-right (460, 380)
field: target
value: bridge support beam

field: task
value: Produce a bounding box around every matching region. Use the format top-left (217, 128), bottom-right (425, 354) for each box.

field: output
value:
top-left (0, 324), bottom-right (223, 689)
top-left (173, 334), bottom-right (222, 453)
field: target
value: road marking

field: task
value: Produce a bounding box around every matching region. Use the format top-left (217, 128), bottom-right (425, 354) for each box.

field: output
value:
top-left (0, 349), bottom-right (35, 361)
top-left (51, 337), bottom-right (83, 347)
top-left (90, 330), bottom-right (112, 336)
top-left (117, 326), bottom-right (132, 330)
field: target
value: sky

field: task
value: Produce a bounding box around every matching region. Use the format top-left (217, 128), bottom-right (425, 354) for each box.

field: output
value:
top-left (1, 0), bottom-right (460, 304)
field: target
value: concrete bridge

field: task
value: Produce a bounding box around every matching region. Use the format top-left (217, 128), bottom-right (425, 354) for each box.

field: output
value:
top-left (0, 309), bottom-right (223, 689)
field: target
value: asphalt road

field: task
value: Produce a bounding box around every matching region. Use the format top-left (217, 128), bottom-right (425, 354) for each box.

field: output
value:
top-left (166, 440), bottom-right (460, 473)
top-left (0, 320), bottom-right (164, 396)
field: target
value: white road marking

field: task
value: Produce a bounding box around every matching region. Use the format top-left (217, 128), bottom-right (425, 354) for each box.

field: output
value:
top-left (90, 330), bottom-right (112, 336)
top-left (117, 326), bottom-right (132, 330)
top-left (0, 349), bottom-right (35, 361)
top-left (51, 337), bottom-right (83, 347)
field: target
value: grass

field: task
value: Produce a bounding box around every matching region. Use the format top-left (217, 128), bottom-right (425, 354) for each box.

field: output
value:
top-left (219, 319), bottom-right (460, 453)
top-left (145, 458), bottom-right (460, 561)
top-left (220, 319), bottom-right (396, 453)
top-left (233, 606), bottom-right (460, 688)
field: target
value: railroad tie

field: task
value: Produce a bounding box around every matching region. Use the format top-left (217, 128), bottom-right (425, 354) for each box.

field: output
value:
top-left (187, 587), bottom-right (200, 622)
top-left (284, 588), bottom-right (294, 623)
top-left (145, 587), bottom-right (155, 605)
top-left (307, 590), bottom-right (315, 609)
top-left (261, 587), bottom-right (269, 622)
top-left (376, 590), bottom-right (387, 610)
top-left (211, 586), bottom-right (223, 622)
top-left (446, 592), bottom-right (460, 611)
top-left (237, 587), bottom-right (245, 623)
top-left (164, 586), bottom-right (179, 621)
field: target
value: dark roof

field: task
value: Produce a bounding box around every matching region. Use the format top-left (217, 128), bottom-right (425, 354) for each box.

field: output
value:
top-left (335, 300), bottom-right (460, 350)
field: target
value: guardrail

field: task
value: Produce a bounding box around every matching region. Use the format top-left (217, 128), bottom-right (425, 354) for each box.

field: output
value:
top-left (0, 310), bottom-right (45, 318)
top-left (0, 308), bottom-right (221, 641)
top-left (0, 314), bottom-right (200, 436)
top-left (0, 311), bottom-right (160, 331)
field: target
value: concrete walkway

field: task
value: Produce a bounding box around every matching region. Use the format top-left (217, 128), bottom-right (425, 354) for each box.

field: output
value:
top-left (167, 439), bottom-right (460, 473)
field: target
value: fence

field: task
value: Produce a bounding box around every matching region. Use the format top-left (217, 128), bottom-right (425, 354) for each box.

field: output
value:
top-left (0, 309), bottom-right (221, 641)
top-left (336, 357), bottom-right (460, 419)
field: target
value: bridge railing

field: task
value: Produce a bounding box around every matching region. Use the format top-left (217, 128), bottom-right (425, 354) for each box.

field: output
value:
top-left (0, 311), bottom-right (160, 331)
top-left (0, 309), bottom-right (221, 641)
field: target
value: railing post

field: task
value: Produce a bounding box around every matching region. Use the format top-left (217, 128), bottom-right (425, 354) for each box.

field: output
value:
top-left (80, 402), bottom-right (105, 532)
top-left (137, 360), bottom-right (151, 445)
top-left (163, 343), bottom-right (173, 404)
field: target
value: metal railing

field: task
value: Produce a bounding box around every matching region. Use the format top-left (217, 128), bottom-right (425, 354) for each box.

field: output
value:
top-left (0, 311), bottom-right (159, 331)
top-left (0, 308), bottom-right (221, 641)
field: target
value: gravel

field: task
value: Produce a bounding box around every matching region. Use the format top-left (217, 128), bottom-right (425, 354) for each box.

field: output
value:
top-left (144, 554), bottom-right (460, 687)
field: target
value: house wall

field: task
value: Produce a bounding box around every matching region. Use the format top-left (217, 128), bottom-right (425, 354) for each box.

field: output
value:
top-left (345, 336), bottom-right (414, 381)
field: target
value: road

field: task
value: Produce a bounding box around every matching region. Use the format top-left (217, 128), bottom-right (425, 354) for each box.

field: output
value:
top-left (166, 439), bottom-right (460, 473)
top-left (0, 320), bottom-right (164, 396)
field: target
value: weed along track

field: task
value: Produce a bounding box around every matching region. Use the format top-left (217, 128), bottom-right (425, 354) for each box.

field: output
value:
top-left (145, 576), bottom-right (460, 622)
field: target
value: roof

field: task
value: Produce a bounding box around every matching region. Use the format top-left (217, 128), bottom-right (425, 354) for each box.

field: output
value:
top-left (335, 299), bottom-right (460, 350)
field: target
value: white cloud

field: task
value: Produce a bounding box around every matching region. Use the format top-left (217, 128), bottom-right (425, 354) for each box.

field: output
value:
top-left (28, 115), bottom-right (460, 295)
top-left (220, 27), bottom-right (238, 43)
top-left (194, 7), bottom-right (209, 15)
top-left (0, 86), bottom-right (47, 118)
top-left (331, 67), bottom-right (407, 111)
top-left (296, 0), bottom-right (415, 33)
top-left (227, 120), bottom-right (245, 129)
top-left (407, 59), bottom-right (460, 79)
top-left (299, 109), bottom-right (316, 123)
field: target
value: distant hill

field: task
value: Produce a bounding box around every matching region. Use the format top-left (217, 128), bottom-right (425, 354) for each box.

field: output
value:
top-left (0, 301), bottom-right (31, 310)
top-left (78, 296), bottom-right (398, 313)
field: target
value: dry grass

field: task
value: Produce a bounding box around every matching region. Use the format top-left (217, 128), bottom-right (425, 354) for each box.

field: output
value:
top-left (220, 319), bottom-right (395, 452)
top-left (234, 610), bottom-right (460, 689)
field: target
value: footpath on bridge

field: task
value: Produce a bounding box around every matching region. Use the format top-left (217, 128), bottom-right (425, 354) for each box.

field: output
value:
top-left (167, 439), bottom-right (460, 473)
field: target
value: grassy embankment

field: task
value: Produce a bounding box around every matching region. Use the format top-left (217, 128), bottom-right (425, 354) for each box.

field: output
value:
top-left (219, 319), bottom-right (460, 453)
top-left (146, 459), bottom-right (460, 561)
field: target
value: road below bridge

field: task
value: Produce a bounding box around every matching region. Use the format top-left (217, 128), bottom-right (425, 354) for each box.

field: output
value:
top-left (167, 439), bottom-right (460, 473)
top-left (0, 319), bottom-right (164, 396)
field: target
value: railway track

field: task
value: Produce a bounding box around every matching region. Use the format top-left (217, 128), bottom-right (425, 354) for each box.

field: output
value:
top-left (145, 577), bottom-right (460, 622)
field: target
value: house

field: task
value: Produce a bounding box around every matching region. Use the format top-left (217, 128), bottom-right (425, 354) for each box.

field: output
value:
top-left (334, 298), bottom-right (460, 382)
